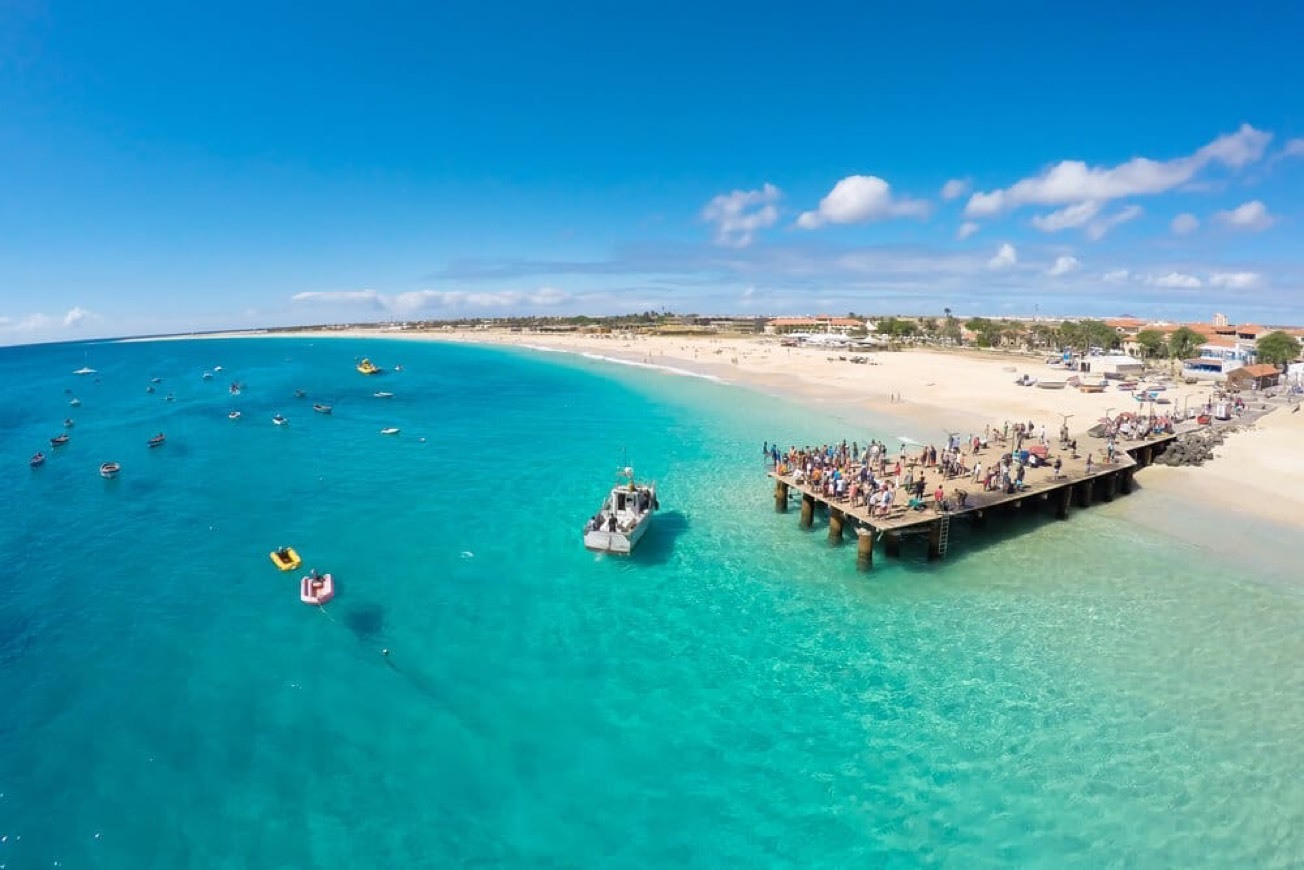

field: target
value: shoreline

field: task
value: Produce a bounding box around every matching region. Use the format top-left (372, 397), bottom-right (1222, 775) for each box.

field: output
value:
top-left (122, 326), bottom-right (1304, 536)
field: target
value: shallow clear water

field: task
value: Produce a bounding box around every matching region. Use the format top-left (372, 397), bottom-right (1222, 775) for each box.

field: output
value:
top-left (1, 337), bottom-right (1302, 867)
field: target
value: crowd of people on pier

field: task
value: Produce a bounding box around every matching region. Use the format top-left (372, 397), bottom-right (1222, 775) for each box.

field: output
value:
top-left (763, 410), bottom-right (1175, 521)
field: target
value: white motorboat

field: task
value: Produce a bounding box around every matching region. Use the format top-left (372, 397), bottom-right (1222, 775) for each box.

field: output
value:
top-left (373, 391), bottom-right (394, 399)
top-left (583, 467), bottom-right (658, 554)
top-left (100, 461), bottom-right (121, 478)
top-left (73, 366), bottom-right (96, 375)
top-left (380, 427), bottom-right (400, 435)
top-left (272, 413), bottom-right (288, 426)
top-left (1035, 379), bottom-right (1067, 389)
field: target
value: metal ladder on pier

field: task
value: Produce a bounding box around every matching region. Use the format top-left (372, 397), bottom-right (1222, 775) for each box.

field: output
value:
top-left (937, 513), bottom-right (951, 557)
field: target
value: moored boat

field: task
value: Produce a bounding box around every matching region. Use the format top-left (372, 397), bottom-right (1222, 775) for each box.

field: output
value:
top-left (583, 467), bottom-right (658, 555)
top-left (228, 410), bottom-right (242, 420)
top-left (229, 382), bottom-right (243, 395)
top-left (270, 546), bottom-right (302, 571)
top-left (73, 366), bottom-right (96, 375)
top-left (1035, 379), bottom-right (1067, 390)
top-left (300, 570), bottom-right (335, 605)
top-left (294, 389), bottom-right (307, 398)
top-left (202, 371), bottom-right (214, 380)
top-left (356, 358), bottom-right (381, 375)
top-left (51, 434), bottom-right (70, 446)
top-left (272, 413), bottom-right (288, 426)
top-left (99, 461), bottom-right (121, 478)
top-left (30, 452), bottom-right (45, 467)
top-left (312, 403), bottom-right (332, 414)
top-left (64, 418), bottom-right (75, 428)
top-left (373, 391), bottom-right (394, 398)
top-left (380, 427), bottom-right (400, 435)
top-left (69, 397), bottom-right (81, 407)
top-left (147, 432), bottom-right (166, 447)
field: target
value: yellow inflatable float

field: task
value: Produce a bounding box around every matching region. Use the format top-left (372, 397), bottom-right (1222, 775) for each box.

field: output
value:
top-left (269, 546), bottom-right (302, 571)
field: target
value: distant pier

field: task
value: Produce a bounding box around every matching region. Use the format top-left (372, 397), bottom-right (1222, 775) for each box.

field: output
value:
top-left (769, 431), bottom-right (1177, 569)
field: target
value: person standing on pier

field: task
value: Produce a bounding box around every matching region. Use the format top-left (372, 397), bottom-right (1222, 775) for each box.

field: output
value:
top-left (1085, 453), bottom-right (1094, 474)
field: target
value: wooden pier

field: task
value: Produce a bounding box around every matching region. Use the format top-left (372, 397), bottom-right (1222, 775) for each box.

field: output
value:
top-left (769, 431), bottom-right (1176, 570)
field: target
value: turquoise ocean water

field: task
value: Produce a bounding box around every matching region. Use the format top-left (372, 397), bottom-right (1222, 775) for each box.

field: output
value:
top-left (2, 336), bottom-right (1302, 867)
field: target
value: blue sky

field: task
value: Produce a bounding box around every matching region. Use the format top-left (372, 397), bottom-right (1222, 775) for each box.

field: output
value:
top-left (2, 1), bottom-right (1304, 343)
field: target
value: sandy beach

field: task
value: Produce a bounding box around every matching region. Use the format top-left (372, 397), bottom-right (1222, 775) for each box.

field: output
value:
top-left (129, 326), bottom-right (1304, 529)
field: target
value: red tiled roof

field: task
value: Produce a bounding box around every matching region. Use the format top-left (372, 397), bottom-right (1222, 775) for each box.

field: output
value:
top-left (1230, 364), bottom-right (1280, 378)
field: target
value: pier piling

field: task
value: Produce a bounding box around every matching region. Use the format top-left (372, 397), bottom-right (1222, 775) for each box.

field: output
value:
top-left (799, 494), bottom-right (815, 529)
top-left (927, 520), bottom-right (943, 560)
top-left (856, 527), bottom-right (875, 570)
top-left (828, 508), bottom-right (845, 545)
top-left (1055, 486), bottom-right (1071, 520)
top-left (884, 532), bottom-right (902, 559)
top-left (774, 480), bottom-right (789, 513)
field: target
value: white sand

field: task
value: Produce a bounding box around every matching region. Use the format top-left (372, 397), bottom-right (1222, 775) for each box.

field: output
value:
top-left (126, 326), bottom-right (1304, 527)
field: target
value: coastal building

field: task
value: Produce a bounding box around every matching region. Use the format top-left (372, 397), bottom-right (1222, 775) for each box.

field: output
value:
top-left (1088, 354), bottom-right (1146, 377)
top-left (764, 316), bottom-right (865, 335)
top-left (1182, 336), bottom-right (1258, 381)
top-left (1226, 363), bottom-right (1282, 390)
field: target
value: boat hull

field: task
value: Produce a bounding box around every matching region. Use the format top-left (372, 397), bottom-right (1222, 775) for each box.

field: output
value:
top-left (583, 514), bottom-right (652, 554)
top-left (300, 573), bottom-right (335, 605)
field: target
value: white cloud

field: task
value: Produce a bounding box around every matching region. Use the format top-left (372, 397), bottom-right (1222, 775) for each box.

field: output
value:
top-left (956, 221), bottom-right (980, 240)
top-left (701, 183), bottom-right (782, 247)
top-left (940, 178), bottom-right (971, 200)
top-left (63, 306), bottom-right (93, 327)
top-left (987, 243), bottom-right (1018, 270)
top-left (1046, 255), bottom-right (1081, 277)
top-left (1170, 213), bottom-right (1200, 235)
top-left (1151, 272), bottom-right (1202, 289)
top-left (1209, 271), bottom-right (1262, 289)
top-left (964, 124), bottom-right (1272, 217)
top-left (1215, 199), bottom-right (1275, 231)
top-left (291, 287), bottom-right (571, 314)
top-left (1103, 269), bottom-right (1131, 283)
top-left (797, 175), bottom-right (930, 229)
top-left (1031, 201), bottom-right (1102, 232)
top-left (390, 288), bottom-right (570, 311)
top-left (291, 289), bottom-right (385, 308)
top-left (1086, 205), bottom-right (1143, 240)
top-left (1284, 138), bottom-right (1304, 158)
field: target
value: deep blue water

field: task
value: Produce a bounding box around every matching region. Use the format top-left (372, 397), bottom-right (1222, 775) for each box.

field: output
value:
top-left (1, 336), bottom-right (1302, 868)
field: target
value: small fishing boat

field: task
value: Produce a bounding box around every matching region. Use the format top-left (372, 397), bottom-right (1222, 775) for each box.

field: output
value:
top-left (30, 452), bottom-right (45, 467)
top-left (372, 391), bottom-right (394, 399)
top-left (147, 432), bottom-right (166, 448)
top-left (380, 427), bottom-right (400, 435)
top-left (294, 389), bottom-right (307, 399)
top-left (165, 393), bottom-right (175, 402)
top-left (270, 546), bottom-right (302, 571)
top-left (272, 413), bottom-right (288, 426)
top-left (201, 371), bottom-right (214, 380)
top-left (1035, 379), bottom-right (1067, 390)
top-left (228, 410), bottom-right (242, 420)
top-left (63, 418), bottom-right (75, 428)
top-left (99, 461), bottom-right (121, 478)
top-left (1144, 383), bottom-right (1166, 392)
top-left (312, 403), bottom-right (332, 414)
top-left (356, 358), bottom-right (381, 375)
top-left (582, 466), bottom-right (659, 554)
top-left (214, 365), bottom-right (223, 372)
top-left (1117, 381), bottom-right (1138, 391)
top-left (146, 385), bottom-right (156, 394)
top-left (229, 382), bottom-right (243, 395)
top-left (73, 366), bottom-right (96, 376)
top-left (300, 570), bottom-right (335, 605)
top-left (50, 434), bottom-right (70, 446)
top-left (150, 377), bottom-right (162, 384)
top-left (69, 397), bottom-right (81, 407)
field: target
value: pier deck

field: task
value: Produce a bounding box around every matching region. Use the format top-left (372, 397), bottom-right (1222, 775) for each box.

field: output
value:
top-left (769, 430), bottom-right (1177, 567)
